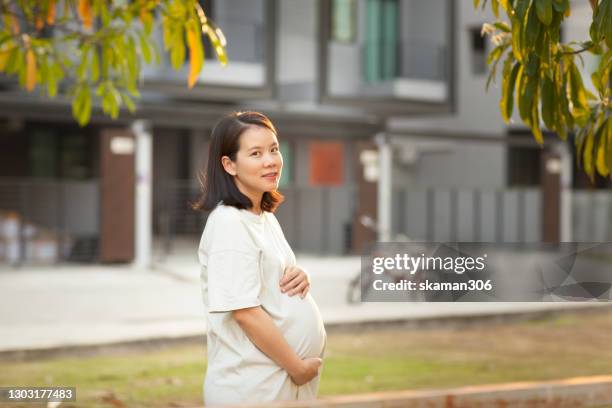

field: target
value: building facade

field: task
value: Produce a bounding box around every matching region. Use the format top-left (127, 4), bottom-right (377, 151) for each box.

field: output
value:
top-left (0, 0), bottom-right (609, 266)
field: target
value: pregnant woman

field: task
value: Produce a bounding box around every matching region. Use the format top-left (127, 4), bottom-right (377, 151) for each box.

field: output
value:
top-left (194, 111), bottom-right (327, 405)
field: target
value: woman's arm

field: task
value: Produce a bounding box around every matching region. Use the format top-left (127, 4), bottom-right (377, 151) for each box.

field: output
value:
top-left (233, 306), bottom-right (321, 385)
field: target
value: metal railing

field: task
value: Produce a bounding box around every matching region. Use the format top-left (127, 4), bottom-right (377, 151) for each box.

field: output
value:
top-left (154, 181), bottom-right (357, 257)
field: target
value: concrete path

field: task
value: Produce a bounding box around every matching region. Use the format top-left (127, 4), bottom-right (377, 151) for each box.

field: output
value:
top-left (0, 245), bottom-right (607, 352)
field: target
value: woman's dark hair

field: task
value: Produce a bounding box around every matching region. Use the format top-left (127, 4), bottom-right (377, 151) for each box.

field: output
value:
top-left (192, 111), bottom-right (284, 213)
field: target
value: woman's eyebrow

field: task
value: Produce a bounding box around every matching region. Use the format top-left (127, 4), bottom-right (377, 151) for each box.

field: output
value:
top-left (248, 142), bottom-right (278, 151)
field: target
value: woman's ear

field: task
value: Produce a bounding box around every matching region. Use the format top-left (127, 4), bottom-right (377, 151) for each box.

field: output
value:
top-left (221, 156), bottom-right (237, 176)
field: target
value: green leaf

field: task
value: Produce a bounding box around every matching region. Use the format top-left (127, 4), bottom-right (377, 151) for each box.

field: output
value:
top-left (606, 118), bottom-right (612, 176)
top-left (5, 47), bottom-right (20, 74)
top-left (170, 25), bottom-right (185, 69)
top-left (138, 31), bottom-right (152, 64)
top-left (595, 121), bottom-right (609, 177)
top-left (72, 85), bottom-right (91, 127)
top-left (524, 4), bottom-right (541, 52)
top-left (487, 44), bottom-right (506, 66)
top-left (168, 2), bottom-right (186, 19)
top-left (492, 0), bottom-right (500, 18)
top-left (525, 53), bottom-right (539, 76)
top-left (79, 87), bottom-right (92, 126)
top-left (121, 92), bottom-right (136, 113)
top-left (531, 104), bottom-right (544, 145)
top-left (500, 61), bottom-right (520, 122)
top-left (535, 0), bottom-right (553, 25)
top-left (47, 64), bottom-right (57, 97)
top-left (549, 11), bottom-right (562, 43)
top-left (486, 55), bottom-right (501, 91)
top-left (568, 62), bottom-right (589, 124)
top-left (558, 67), bottom-right (574, 129)
top-left (126, 37), bottom-right (138, 82)
top-left (92, 49), bottom-right (100, 82)
top-left (540, 75), bottom-right (555, 130)
top-left (606, 0), bottom-right (612, 49)
top-left (162, 16), bottom-right (173, 51)
top-left (77, 45), bottom-right (91, 80)
top-left (511, 15), bottom-right (523, 62)
top-left (518, 67), bottom-right (538, 121)
top-left (493, 22), bottom-right (511, 32)
top-left (552, 0), bottom-right (567, 13)
top-left (142, 11), bottom-right (154, 35)
top-left (583, 125), bottom-right (595, 180)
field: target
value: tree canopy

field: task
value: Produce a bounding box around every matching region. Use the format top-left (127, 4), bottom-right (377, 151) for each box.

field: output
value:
top-left (0, 0), bottom-right (227, 126)
top-left (476, 0), bottom-right (611, 180)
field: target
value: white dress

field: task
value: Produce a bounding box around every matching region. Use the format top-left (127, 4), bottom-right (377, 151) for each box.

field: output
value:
top-left (198, 204), bottom-right (327, 406)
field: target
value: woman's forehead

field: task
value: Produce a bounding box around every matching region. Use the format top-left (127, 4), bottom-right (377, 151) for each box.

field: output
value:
top-left (239, 126), bottom-right (278, 148)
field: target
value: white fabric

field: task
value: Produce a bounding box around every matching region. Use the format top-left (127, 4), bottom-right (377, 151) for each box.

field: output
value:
top-left (199, 204), bottom-right (327, 406)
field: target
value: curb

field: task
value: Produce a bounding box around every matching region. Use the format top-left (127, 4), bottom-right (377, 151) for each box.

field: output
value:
top-left (1, 304), bottom-right (610, 362)
top-left (224, 375), bottom-right (612, 408)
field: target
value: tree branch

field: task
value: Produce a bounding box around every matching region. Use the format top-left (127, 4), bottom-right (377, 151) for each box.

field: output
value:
top-left (562, 45), bottom-right (593, 55)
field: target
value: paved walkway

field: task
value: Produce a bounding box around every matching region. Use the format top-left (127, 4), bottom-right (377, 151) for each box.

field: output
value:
top-left (0, 244), bottom-right (608, 352)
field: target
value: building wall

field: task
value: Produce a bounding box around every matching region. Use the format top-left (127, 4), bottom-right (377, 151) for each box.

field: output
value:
top-left (389, 2), bottom-right (507, 190)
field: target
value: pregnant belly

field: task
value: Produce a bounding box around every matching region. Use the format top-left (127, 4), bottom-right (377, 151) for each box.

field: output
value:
top-left (277, 294), bottom-right (326, 359)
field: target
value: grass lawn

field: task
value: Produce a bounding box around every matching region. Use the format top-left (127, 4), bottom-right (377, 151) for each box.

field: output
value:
top-left (1, 309), bottom-right (612, 408)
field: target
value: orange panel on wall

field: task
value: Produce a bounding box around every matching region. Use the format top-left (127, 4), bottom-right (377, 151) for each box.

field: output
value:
top-left (309, 142), bottom-right (344, 186)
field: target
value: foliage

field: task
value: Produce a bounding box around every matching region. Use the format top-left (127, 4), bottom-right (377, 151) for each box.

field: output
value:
top-left (0, 0), bottom-right (228, 126)
top-left (476, 0), bottom-right (611, 180)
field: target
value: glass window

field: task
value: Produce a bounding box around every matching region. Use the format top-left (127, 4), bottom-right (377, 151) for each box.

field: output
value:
top-left (364, 0), bottom-right (398, 82)
top-left (331, 0), bottom-right (356, 43)
top-left (279, 142), bottom-right (293, 188)
top-left (29, 130), bottom-right (58, 178)
top-left (470, 26), bottom-right (487, 75)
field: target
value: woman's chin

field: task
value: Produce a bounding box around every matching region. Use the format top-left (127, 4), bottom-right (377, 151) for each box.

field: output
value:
top-left (262, 181), bottom-right (279, 190)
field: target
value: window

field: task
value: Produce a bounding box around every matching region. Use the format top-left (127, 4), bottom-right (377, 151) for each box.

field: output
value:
top-left (331, 0), bottom-right (356, 43)
top-left (28, 127), bottom-right (94, 180)
top-left (364, 0), bottom-right (399, 82)
top-left (279, 142), bottom-right (293, 188)
top-left (506, 132), bottom-right (541, 187)
top-left (469, 26), bottom-right (487, 75)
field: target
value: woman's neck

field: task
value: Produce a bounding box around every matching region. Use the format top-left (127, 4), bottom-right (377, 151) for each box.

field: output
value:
top-left (249, 202), bottom-right (262, 215)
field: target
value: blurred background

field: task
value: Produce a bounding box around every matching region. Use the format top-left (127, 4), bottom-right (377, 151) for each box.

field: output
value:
top-left (0, 1), bottom-right (611, 407)
top-left (0, 0), bottom-right (609, 268)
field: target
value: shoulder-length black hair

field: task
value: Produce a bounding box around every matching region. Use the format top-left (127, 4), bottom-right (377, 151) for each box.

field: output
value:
top-left (192, 111), bottom-right (284, 213)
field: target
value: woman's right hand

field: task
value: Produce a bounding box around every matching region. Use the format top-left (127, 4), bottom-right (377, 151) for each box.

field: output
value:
top-left (289, 357), bottom-right (322, 386)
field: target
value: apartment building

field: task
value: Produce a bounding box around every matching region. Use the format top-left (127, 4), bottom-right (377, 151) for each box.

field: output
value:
top-left (0, 0), bottom-right (607, 266)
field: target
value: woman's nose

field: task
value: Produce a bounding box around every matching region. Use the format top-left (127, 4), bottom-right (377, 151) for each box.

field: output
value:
top-left (263, 153), bottom-right (277, 167)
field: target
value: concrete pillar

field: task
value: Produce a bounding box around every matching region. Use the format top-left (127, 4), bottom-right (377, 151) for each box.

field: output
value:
top-left (375, 133), bottom-right (392, 242)
top-left (132, 120), bottom-right (153, 269)
top-left (557, 143), bottom-right (573, 242)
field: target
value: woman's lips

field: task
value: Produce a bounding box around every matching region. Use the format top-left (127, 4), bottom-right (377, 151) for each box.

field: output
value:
top-left (263, 172), bottom-right (278, 181)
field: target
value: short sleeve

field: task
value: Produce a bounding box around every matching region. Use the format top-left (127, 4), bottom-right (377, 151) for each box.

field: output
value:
top-left (207, 249), bottom-right (262, 312)
top-left (205, 207), bottom-right (263, 312)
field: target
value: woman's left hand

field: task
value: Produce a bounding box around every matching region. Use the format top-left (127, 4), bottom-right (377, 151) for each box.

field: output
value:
top-left (280, 265), bottom-right (310, 298)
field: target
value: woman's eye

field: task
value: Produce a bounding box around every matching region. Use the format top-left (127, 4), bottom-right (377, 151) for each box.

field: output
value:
top-left (251, 151), bottom-right (261, 157)
top-left (271, 147), bottom-right (279, 153)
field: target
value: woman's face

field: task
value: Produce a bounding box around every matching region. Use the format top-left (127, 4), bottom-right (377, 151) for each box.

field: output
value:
top-left (222, 125), bottom-right (283, 200)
